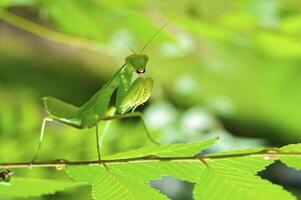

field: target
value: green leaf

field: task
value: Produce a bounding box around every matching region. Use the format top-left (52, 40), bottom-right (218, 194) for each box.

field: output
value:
top-left (66, 138), bottom-right (217, 200)
top-left (66, 166), bottom-right (104, 184)
top-left (67, 162), bottom-right (205, 200)
top-left (67, 165), bottom-right (167, 200)
top-left (108, 162), bottom-right (164, 182)
top-left (279, 143), bottom-right (301, 170)
top-left (145, 161), bottom-right (205, 183)
top-left (92, 169), bottom-right (168, 200)
top-left (66, 141), bottom-right (301, 200)
top-left (207, 148), bottom-right (265, 157)
top-left (68, 156), bottom-right (290, 200)
top-left (103, 137), bottom-right (218, 159)
top-left (0, 177), bottom-right (80, 197)
top-left (193, 157), bottom-right (295, 200)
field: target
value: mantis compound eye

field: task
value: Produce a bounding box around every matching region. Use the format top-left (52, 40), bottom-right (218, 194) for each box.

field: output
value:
top-left (136, 69), bottom-right (145, 74)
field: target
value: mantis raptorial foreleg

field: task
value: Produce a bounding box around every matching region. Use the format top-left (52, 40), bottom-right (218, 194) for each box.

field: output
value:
top-left (31, 117), bottom-right (53, 163)
top-left (102, 112), bottom-right (160, 145)
top-left (95, 110), bottom-right (160, 161)
top-left (95, 107), bottom-right (116, 161)
top-left (95, 119), bottom-right (101, 161)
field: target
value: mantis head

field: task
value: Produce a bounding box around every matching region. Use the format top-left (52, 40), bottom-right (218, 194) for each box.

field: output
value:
top-left (123, 16), bottom-right (176, 75)
top-left (125, 54), bottom-right (149, 75)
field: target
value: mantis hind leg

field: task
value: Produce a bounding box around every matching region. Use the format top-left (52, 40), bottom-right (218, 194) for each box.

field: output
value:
top-left (31, 117), bottom-right (53, 164)
top-left (102, 112), bottom-right (160, 145)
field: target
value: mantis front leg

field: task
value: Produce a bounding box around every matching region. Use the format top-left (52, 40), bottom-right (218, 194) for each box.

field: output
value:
top-left (95, 108), bottom-right (116, 161)
top-left (95, 118), bottom-right (101, 161)
top-left (31, 117), bottom-right (53, 164)
top-left (102, 112), bottom-right (160, 145)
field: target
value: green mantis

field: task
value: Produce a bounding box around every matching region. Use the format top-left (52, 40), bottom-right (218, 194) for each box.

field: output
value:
top-left (31, 19), bottom-right (174, 163)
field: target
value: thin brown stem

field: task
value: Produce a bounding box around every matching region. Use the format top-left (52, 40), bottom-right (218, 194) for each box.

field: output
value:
top-left (1, 149), bottom-right (300, 169)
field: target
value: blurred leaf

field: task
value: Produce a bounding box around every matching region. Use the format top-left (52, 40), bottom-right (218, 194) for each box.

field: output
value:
top-left (124, 11), bottom-right (175, 43)
top-left (0, 0), bottom-right (34, 8)
top-left (280, 15), bottom-right (301, 35)
top-left (220, 12), bottom-right (257, 32)
top-left (177, 16), bottom-right (231, 41)
top-left (255, 31), bottom-right (301, 59)
top-left (45, 0), bottom-right (106, 41)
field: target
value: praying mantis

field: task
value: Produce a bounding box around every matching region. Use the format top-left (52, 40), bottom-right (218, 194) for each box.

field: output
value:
top-left (31, 18), bottom-right (175, 163)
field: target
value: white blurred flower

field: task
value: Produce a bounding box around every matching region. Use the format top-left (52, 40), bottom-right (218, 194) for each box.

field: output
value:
top-left (180, 107), bottom-right (215, 134)
top-left (144, 101), bottom-right (177, 130)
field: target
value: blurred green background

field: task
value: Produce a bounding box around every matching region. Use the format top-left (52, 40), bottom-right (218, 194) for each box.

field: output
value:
top-left (1, 0), bottom-right (301, 199)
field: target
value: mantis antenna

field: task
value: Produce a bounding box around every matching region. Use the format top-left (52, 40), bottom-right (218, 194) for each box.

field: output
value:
top-left (140, 15), bottom-right (178, 53)
top-left (116, 35), bottom-right (136, 54)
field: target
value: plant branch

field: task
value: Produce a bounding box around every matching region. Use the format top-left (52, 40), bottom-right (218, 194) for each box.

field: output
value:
top-left (0, 10), bottom-right (110, 54)
top-left (1, 149), bottom-right (301, 169)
